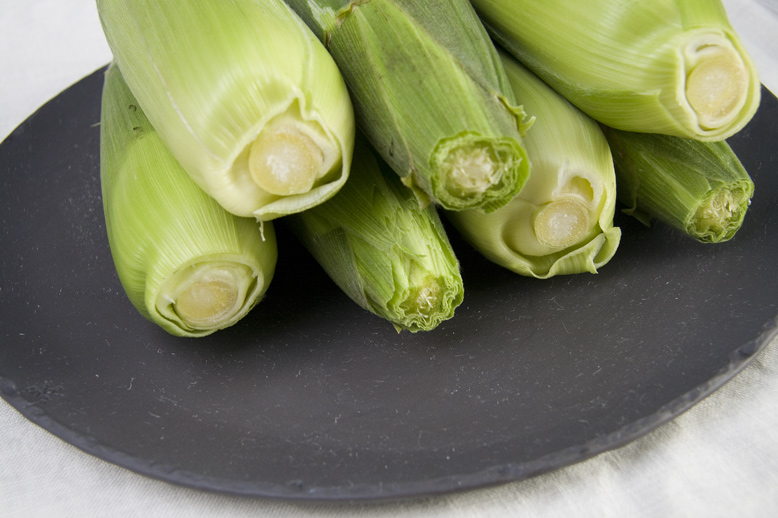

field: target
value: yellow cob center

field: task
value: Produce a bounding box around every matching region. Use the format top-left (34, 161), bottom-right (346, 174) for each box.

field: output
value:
top-left (248, 124), bottom-right (326, 196)
top-left (245, 108), bottom-right (342, 198)
top-left (176, 276), bottom-right (239, 326)
top-left (533, 197), bottom-right (592, 249)
top-left (159, 264), bottom-right (255, 329)
top-left (684, 40), bottom-right (749, 130)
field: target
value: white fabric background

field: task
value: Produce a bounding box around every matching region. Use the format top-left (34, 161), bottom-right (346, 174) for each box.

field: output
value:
top-left (2, 1), bottom-right (777, 516)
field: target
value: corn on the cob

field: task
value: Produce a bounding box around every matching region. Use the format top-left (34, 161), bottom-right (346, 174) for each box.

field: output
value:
top-left (602, 127), bottom-right (754, 243)
top-left (471, 0), bottom-right (761, 141)
top-left (96, 0), bottom-right (355, 221)
top-left (100, 64), bottom-right (277, 337)
top-left (286, 135), bottom-right (464, 332)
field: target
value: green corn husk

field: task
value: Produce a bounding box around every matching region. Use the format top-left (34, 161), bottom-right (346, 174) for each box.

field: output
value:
top-left (96, 0), bottom-right (355, 221)
top-left (286, 135), bottom-right (464, 332)
top-left (447, 51), bottom-right (621, 279)
top-left (471, 0), bottom-right (761, 141)
top-left (100, 63), bottom-right (278, 337)
top-left (601, 127), bottom-right (755, 243)
top-left (283, 0), bottom-right (531, 212)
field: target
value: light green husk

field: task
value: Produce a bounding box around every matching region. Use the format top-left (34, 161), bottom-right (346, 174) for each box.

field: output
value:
top-left (286, 136), bottom-right (464, 332)
top-left (447, 51), bottom-right (621, 278)
top-left (284, 0), bottom-right (531, 212)
top-left (96, 0), bottom-right (355, 221)
top-left (601, 127), bottom-right (754, 243)
top-left (100, 64), bottom-right (278, 337)
top-left (471, 0), bottom-right (761, 141)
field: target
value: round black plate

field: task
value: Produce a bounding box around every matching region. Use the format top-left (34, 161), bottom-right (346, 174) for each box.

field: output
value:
top-left (1, 68), bottom-right (776, 502)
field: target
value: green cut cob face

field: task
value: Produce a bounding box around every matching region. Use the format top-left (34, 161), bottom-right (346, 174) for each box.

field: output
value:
top-left (285, 0), bottom-right (532, 212)
top-left (471, 0), bottom-right (761, 141)
top-left (691, 185), bottom-right (752, 239)
top-left (97, 0), bottom-right (355, 221)
top-left (100, 64), bottom-right (278, 337)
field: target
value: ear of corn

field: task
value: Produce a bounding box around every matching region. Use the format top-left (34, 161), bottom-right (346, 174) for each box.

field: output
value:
top-left (284, 0), bottom-right (532, 212)
top-left (471, 0), bottom-right (760, 141)
top-left (447, 51), bottom-right (621, 278)
top-left (96, 0), bottom-right (355, 221)
top-left (602, 127), bottom-right (754, 243)
top-left (286, 135), bottom-right (464, 332)
top-left (100, 64), bottom-right (278, 337)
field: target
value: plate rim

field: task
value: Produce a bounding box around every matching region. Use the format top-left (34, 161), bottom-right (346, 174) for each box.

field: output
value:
top-left (3, 317), bottom-right (775, 502)
top-left (1, 67), bottom-right (777, 502)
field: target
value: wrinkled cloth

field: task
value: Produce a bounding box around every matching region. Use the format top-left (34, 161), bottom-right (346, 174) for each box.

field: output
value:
top-left (2, 1), bottom-right (777, 516)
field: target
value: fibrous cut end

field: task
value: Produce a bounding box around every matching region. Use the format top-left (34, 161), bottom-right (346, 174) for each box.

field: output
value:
top-left (690, 182), bottom-right (752, 242)
top-left (443, 145), bottom-right (505, 198)
top-left (389, 259), bottom-right (460, 333)
top-left (396, 276), bottom-right (453, 332)
top-left (433, 134), bottom-right (527, 211)
top-left (400, 277), bottom-right (442, 317)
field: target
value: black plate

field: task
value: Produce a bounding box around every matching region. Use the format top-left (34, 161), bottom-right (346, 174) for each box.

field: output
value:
top-left (1, 68), bottom-right (777, 502)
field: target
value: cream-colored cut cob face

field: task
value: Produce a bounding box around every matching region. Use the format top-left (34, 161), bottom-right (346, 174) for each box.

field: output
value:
top-left (683, 36), bottom-right (750, 130)
top-left (531, 175), bottom-right (598, 250)
top-left (247, 115), bottom-right (339, 196)
top-left (533, 195), bottom-right (593, 250)
top-left (158, 265), bottom-right (256, 330)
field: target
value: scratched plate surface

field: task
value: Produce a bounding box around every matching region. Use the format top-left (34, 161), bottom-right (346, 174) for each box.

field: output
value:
top-left (1, 69), bottom-right (776, 501)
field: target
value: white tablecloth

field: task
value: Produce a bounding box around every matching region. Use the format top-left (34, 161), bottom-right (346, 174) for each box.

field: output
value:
top-left (2, 1), bottom-right (777, 516)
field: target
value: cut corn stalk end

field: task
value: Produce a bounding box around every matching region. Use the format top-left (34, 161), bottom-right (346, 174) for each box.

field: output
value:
top-left (432, 134), bottom-right (528, 212)
top-left (689, 181), bottom-right (753, 243)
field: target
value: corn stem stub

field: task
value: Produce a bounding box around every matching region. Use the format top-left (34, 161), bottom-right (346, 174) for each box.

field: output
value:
top-left (470, 0), bottom-right (761, 141)
top-left (286, 135), bottom-right (464, 333)
top-left (446, 52), bottom-right (621, 279)
top-left (284, 0), bottom-right (531, 212)
top-left (100, 64), bottom-right (278, 337)
top-left (96, 0), bottom-right (355, 221)
top-left (602, 127), bottom-right (754, 243)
